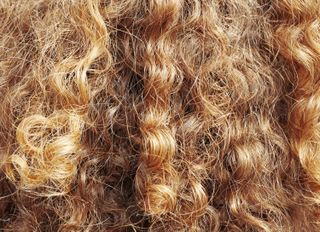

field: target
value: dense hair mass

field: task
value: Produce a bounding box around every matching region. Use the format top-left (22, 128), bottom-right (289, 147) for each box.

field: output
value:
top-left (0, 0), bottom-right (320, 231)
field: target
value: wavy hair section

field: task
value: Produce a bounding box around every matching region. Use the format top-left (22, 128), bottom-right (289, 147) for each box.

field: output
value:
top-left (274, 0), bottom-right (320, 184)
top-left (0, 0), bottom-right (320, 231)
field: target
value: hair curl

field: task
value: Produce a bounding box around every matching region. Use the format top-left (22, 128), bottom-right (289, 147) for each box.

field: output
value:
top-left (0, 0), bottom-right (320, 231)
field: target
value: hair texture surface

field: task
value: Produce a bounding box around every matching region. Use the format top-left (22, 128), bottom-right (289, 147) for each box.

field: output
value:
top-left (0, 0), bottom-right (320, 231)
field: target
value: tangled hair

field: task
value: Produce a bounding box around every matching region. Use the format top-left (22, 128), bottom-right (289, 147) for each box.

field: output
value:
top-left (0, 0), bottom-right (320, 231)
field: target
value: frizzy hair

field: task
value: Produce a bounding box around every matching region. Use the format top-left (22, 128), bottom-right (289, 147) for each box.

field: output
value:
top-left (0, 0), bottom-right (319, 231)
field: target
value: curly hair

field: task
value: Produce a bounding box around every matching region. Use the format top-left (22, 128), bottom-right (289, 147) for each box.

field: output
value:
top-left (0, 0), bottom-right (319, 231)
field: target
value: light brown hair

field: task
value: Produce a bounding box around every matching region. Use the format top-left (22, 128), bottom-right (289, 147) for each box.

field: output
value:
top-left (0, 0), bottom-right (320, 231)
